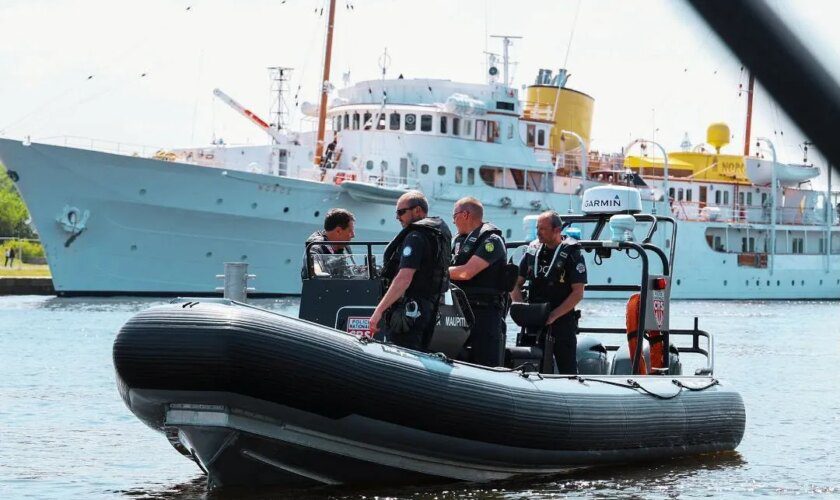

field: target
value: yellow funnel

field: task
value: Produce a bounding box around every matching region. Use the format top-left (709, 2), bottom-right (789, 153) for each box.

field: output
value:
top-left (522, 86), bottom-right (594, 152)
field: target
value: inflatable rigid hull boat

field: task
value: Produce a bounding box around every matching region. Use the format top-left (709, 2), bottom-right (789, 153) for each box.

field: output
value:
top-left (114, 300), bottom-right (745, 489)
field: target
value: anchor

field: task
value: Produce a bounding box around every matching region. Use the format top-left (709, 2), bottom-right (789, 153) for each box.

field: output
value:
top-left (56, 205), bottom-right (90, 247)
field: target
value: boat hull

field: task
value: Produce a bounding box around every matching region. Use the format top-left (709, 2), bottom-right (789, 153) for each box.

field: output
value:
top-left (3, 138), bottom-right (839, 298)
top-left (114, 301), bottom-right (745, 488)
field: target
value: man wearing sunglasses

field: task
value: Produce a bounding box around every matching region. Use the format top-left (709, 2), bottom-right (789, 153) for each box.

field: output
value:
top-left (448, 197), bottom-right (511, 367)
top-left (370, 191), bottom-right (452, 350)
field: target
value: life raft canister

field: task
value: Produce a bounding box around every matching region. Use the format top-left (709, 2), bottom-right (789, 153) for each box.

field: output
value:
top-left (625, 293), bottom-right (666, 375)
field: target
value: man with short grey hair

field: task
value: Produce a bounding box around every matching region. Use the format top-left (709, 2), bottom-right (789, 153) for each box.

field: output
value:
top-left (449, 196), bottom-right (510, 367)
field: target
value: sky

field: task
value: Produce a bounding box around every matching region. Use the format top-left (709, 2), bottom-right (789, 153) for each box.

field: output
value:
top-left (0, 0), bottom-right (838, 182)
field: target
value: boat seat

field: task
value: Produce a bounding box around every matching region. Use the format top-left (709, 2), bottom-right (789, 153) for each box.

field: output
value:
top-left (509, 302), bottom-right (550, 328)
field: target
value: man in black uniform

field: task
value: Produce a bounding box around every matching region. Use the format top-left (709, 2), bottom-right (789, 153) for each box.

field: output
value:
top-left (301, 208), bottom-right (356, 279)
top-left (511, 210), bottom-right (586, 374)
top-left (448, 197), bottom-right (508, 366)
top-left (369, 190), bottom-right (452, 350)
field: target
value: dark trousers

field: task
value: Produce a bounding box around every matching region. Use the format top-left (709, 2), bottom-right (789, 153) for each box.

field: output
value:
top-left (466, 304), bottom-right (506, 367)
top-left (549, 314), bottom-right (578, 374)
top-left (387, 299), bottom-right (436, 352)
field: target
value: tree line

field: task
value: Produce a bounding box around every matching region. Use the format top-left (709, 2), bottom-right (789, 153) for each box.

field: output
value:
top-left (0, 164), bottom-right (37, 239)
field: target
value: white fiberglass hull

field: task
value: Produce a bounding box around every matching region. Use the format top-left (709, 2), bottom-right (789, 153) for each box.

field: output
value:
top-left (2, 138), bottom-right (839, 298)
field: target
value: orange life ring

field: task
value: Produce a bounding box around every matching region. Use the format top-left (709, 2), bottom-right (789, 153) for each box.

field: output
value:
top-left (626, 293), bottom-right (666, 374)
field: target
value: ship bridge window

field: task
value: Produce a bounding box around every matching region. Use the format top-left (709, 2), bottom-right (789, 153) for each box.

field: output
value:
top-left (453, 117), bottom-right (461, 136)
top-left (440, 116), bottom-right (448, 134)
top-left (686, 188), bottom-right (693, 201)
top-left (677, 188), bottom-right (684, 201)
top-left (537, 129), bottom-right (545, 147)
top-left (353, 113), bottom-right (360, 129)
top-left (475, 120), bottom-right (487, 142)
top-left (723, 191), bottom-right (730, 204)
top-left (496, 101), bottom-right (515, 111)
top-left (376, 113), bottom-right (386, 130)
top-left (438, 165), bottom-right (446, 176)
top-left (464, 120), bottom-right (473, 137)
top-left (715, 190), bottom-right (722, 204)
top-left (467, 167), bottom-right (475, 185)
top-left (747, 192), bottom-right (753, 205)
top-left (669, 187), bottom-right (675, 200)
top-left (363, 111), bottom-right (372, 129)
top-left (405, 113), bottom-right (416, 131)
top-left (421, 114), bottom-right (432, 132)
top-left (390, 112), bottom-right (400, 130)
top-left (455, 166), bottom-right (463, 184)
top-left (343, 113), bottom-right (349, 129)
top-left (526, 124), bottom-right (536, 147)
top-left (792, 237), bottom-right (804, 254)
top-left (487, 121), bottom-right (499, 143)
top-left (479, 166), bottom-right (500, 187)
top-left (739, 192), bottom-right (745, 205)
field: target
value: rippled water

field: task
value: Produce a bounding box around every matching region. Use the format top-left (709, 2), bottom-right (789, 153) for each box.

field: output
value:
top-left (1, 296), bottom-right (838, 499)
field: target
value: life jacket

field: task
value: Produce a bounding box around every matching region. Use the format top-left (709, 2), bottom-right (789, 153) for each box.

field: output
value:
top-left (451, 223), bottom-right (508, 300)
top-left (382, 217), bottom-right (452, 302)
top-left (527, 237), bottom-right (581, 308)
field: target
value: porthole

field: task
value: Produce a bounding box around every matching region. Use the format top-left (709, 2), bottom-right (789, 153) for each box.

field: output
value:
top-left (438, 166), bottom-right (446, 176)
top-left (801, 280), bottom-right (805, 286)
top-left (745, 280), bottom-right (749, 286)
top-left (216, 198), bottom-right (223, 204)
top-left (380, 218), bottom-right (386, 225)
top-left (206, 251), bottom-right (213, 258)
top-left (766, 280), bottom-right (770, 286)
top-left (139, 189), bottom-right (146, 196)
top-left (130, 245), bottom-right (137, 251)
top-left (607, 277), bottom-right (612, 284)
top-left (777, 280), bottom-right (780, 286)
top-left (284, 258), bottom-right (291, 264)
top-left (241, 255), bottom-right (248, 261)
top-left (283, 207), bottom-right (289, 213)
top-left (819, 279), bottom-right (823, 285)
top-left (366, 160), bottom-right (374, 170)
top-left (676, 279), bottom-right (681, 286)
top-left (421, 164), bottom-right (429, 174)
top-left (314, 211), bottom-right (320, 218)
top-left (506, 229), bottom-right (512, 238)
top-left (755, 280), bottom-right (759, 286)
top-left (791, 280), bottom-right (795, 286)
top-left (251, 202), bottom-right (258, 209)
top-left (724, 280), bottom-right (727, 286)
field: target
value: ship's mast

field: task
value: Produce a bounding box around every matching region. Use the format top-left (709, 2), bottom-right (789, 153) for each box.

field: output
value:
top-left (314, 0), bottom-right (337, 166)
top-left (743, 71), bottom-right (756, 156)
top-left (489, 35), bottom-right (521, 87)
top-left (268, 66), bottom-right (293, 139)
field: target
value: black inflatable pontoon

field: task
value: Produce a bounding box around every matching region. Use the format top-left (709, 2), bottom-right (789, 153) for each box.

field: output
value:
top-left (114, 191), bottom-right (745, 489)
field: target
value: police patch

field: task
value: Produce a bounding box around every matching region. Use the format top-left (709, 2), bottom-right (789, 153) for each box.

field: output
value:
top-left (403, 246), bottom-right (412, 257)
top-left (484, 242), bottom-right (495, 253)
top-left (576, 263), bottom-right (586, 273)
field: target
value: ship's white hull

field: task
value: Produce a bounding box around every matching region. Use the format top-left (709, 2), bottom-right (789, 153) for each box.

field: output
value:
top-left (2, 139), bottom-right (839, 298)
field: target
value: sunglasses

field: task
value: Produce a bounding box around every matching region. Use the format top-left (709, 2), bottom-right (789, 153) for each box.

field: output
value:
top-left (396, 205), bottom-right (417, 217)
top-left (452, 210), bottom-right (467, 219)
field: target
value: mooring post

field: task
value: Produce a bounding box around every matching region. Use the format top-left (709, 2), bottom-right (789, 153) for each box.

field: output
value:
top-left (215, 262), bottom-right (255, 302)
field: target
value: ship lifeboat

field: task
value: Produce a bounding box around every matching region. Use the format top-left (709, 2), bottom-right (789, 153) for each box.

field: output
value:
top-left (745, 157), bottom-right (820, 186)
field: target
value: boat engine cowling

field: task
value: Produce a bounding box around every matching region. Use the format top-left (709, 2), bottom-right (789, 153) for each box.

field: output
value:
top-left (576, 335), bottom-right (609, 375)
top-left (610, 341), bottom-right (682, 375)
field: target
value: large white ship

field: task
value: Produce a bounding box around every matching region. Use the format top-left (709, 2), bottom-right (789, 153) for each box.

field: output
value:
top-left (1, 3), bottom-right (838, 298)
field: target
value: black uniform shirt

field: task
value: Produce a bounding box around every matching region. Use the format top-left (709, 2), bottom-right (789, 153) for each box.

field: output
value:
top-left (518, 241), bottom-right (587, 307)
top-left (398, 230), bottom-right (436, 300)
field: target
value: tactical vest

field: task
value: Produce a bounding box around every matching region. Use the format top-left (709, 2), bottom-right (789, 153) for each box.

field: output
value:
top-left (300, 230), bottom-right (350, 279)
top-left (382, 217), bottom-right (452, 302)
top-left (528, 238), bottom-right (580, 307)
top-left (451, 223), bottom-right (508, 300)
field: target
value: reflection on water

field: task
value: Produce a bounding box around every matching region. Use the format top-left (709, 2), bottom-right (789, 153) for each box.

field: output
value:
top-left (1, 296), bottom-right (839, 499)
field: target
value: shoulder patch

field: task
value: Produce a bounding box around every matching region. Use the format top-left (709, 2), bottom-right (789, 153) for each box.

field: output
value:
top-left (484, 241), bottom-right (495, 253)
top-left (403, 246), bottom-right (412, 257)
top-left (576, 262), bottom-right (586, 273)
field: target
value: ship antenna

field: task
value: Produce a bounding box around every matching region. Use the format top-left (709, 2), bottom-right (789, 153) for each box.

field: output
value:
top-left (314, 0), bottom-right (337, 166)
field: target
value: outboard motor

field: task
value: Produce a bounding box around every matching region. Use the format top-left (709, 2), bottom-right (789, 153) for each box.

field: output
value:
top-left (610, 341), bottom-right (682, 375)
top-left (576, 335), bottom-right (609, 375)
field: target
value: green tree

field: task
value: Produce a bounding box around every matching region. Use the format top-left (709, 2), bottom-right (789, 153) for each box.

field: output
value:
top-left (0, 163), bottom-right (36, 238)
